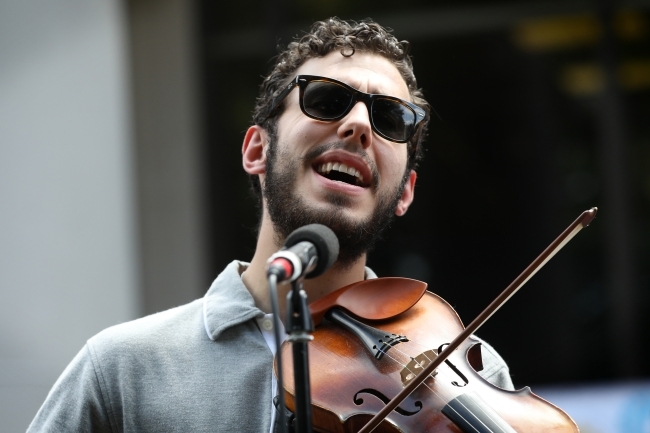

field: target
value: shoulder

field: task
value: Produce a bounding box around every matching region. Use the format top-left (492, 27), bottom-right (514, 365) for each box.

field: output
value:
top-left (87, 299), bottom-right (205, 364)
top-left (26, 304), bottom-right (208, 433)
top-left (28, 344), bottom-right (113, 432)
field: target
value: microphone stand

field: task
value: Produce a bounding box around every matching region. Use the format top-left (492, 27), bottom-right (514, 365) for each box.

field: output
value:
top-left (286, 278), bottom-right (314, 433)
top-left (267, 223), bottom-right (339, 432)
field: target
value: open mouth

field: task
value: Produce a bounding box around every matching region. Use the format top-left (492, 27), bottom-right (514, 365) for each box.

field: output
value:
top-left (315, 161), bottom-right (369, 188)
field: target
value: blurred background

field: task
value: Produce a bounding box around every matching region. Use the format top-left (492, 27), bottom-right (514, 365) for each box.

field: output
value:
top-left (1, 0), bottom-right (649, 431)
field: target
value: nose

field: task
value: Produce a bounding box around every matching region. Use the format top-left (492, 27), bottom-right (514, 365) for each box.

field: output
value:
top-left (336, 101), bottom-right (373, 148)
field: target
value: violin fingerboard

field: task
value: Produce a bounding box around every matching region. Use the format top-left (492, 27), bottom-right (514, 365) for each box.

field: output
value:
top-left (442, 392), bottom-right (517, 433)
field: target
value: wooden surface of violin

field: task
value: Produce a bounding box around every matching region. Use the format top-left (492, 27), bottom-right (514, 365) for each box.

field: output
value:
top-left (279, 284), bottom-right (578, 432)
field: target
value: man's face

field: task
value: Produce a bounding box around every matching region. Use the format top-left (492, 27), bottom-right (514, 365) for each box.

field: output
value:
top-left (259, 52), bottom-right (417, 265)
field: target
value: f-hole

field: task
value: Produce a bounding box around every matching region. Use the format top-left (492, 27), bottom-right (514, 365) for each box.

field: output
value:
top-left (353, 389), bottom-right (423, 416)
top-left (438, 343), bottom-right (469, 387)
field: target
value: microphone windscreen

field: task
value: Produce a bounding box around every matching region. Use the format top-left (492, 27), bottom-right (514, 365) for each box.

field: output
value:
top-left (284, 224), bottom-right (339, 278)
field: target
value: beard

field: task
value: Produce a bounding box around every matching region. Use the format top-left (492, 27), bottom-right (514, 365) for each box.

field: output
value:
top-left (262, 133), bottom-right (410, 269)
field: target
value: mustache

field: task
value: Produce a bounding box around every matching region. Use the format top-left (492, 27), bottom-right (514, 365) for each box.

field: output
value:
top-left (302, 141), bottom-right (380, 188)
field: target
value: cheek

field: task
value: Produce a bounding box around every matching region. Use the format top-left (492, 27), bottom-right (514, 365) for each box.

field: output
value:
top-left (279, 116), bottom-right (325, 148)
top-left (378, 145), bottom-right (409, 181)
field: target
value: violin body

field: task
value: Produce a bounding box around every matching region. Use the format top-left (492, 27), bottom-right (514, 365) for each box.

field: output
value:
top-left (279, 286), bottom-right (578, 432)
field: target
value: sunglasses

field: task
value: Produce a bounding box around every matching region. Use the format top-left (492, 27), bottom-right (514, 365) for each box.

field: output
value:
top-left (263, 75), bottom-right (427, 144)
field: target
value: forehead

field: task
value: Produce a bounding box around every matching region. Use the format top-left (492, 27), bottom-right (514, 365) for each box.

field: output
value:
top-left (294, 51), bottom-right (411, 100)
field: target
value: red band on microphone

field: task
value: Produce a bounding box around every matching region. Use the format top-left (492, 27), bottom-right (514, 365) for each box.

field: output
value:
top-left (269, 258), bottom-right (294, 280)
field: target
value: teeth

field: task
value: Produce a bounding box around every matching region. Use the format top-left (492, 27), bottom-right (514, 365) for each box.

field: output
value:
top-left (317, 161), bottom-right (364, 183)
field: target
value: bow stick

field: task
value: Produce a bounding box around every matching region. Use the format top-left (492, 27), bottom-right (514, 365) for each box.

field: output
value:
top-left (358, 207), bottom-right (598, 433)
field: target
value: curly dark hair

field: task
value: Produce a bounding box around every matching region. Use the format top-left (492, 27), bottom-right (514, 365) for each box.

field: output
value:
top-left (249, 17), bottom-right (430, 205)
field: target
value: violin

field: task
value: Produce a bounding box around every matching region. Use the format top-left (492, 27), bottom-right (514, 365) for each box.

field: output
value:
top-left (276, 208), bottom-right (597, 432)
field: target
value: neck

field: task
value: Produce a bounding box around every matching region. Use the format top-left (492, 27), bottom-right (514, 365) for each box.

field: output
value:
top-left (242, 214), bottom-right (368, 321)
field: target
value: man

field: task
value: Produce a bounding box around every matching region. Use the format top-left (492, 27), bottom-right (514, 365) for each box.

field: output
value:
top-left (29, 18), bottom-right (512, 432)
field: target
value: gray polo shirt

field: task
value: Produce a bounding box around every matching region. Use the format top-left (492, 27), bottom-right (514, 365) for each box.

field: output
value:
top-left (28, 261), bottom-right (513, 432)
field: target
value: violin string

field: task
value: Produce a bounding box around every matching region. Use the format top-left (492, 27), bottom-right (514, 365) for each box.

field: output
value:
top-left (379, 346), bottom-right (484, 430)
top-left (389, 342), bottom-right (464, 396)
top-left (378, 341), bottom-right (485, 431)
top-left (401, 346), bottom-right (492, 432)
top-left (397, 342), bottom-right (503, 432)
top-left (378, 341), bottom-right (472, 408)
top-left (375, 346), bottom-right (449, 406)
top-left (398, 337), bottom-right (484, 393)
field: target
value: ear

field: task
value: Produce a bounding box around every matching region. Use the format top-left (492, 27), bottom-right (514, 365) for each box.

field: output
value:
top-left (242, 125), bottom-right (268, 175)
top-left (395, 170), bottom-right (417, 217)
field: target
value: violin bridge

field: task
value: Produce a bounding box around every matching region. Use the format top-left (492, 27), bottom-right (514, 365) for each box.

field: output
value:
top-left (401, 350), bottom-right (439, 387)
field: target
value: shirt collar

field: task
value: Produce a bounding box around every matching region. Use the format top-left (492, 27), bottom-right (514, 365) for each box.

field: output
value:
top-left (203, 260), bottom-right (378, 340)
top-left (203, 260), bottom-right (264, 340)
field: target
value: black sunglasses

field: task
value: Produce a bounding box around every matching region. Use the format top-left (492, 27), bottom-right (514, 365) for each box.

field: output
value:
top-left (262, 75), bottom-right (427, 144)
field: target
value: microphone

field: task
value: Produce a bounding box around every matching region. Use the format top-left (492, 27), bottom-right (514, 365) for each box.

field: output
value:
top-left (266, 224), bottom-right (339, 282)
